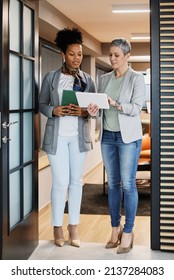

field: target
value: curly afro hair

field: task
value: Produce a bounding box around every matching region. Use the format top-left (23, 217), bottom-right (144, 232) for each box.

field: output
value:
top-left (55, 27), bottom-right (83, 54)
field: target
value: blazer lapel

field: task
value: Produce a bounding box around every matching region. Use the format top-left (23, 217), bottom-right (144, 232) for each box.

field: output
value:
top-left (51, 70), bottom-right (61, 105)
top-left (118, 67), bottom-right (132, 102)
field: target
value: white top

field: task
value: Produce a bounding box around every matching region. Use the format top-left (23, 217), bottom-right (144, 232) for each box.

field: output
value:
top-left (58, 73), bottom-right (78, 137)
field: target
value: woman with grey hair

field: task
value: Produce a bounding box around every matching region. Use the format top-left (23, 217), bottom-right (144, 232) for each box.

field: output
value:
top-left (89, 38), bottom-right (146, 253)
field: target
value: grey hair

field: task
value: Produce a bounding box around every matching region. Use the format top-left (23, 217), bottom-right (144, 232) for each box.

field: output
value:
top-left (110, 38), bottom-right (131, 55)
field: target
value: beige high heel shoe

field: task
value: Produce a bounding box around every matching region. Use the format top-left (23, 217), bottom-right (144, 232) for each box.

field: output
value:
top-left (117, 232), bottom-right (134, 254)
top-left (67, 225), bottom-right (80, 248)
top-left (54, 226), bottom-right (65, 247)
top-left (105, 225), bottom-right (123, 249)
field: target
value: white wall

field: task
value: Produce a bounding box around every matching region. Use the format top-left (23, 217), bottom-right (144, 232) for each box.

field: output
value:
top-left (84, 118), bottom-right (102, 175)
top-left (39, 166), bottom-right (52, 210)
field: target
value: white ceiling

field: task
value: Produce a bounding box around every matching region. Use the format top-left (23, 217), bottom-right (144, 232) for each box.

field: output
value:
top-left (47, 0), bottom-right (150, 43)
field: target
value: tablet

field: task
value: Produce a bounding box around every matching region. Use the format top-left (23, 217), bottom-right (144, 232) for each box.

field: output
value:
top-left (76, 92), bottom-right (109, 109)
top-left (61, 90), bottom-right (79, 106)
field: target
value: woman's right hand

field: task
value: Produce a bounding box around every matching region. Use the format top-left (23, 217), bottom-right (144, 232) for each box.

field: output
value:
top-left (52, 106), bottom-right (70, 116)
top-left (87, 103), bottom-right (99, 117)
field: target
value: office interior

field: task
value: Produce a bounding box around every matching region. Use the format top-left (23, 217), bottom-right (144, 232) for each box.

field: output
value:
top-left (0, 0), bottom-right (174, 260)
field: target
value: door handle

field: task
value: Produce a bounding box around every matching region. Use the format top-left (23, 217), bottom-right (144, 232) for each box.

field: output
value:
top-left (2, 121), bottom-right (18, 129)
top-left (2, 136), bottom-right (11, 144)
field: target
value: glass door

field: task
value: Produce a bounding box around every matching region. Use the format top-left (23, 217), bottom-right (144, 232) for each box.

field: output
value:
top-left (0, 0), bottom-right (39, 260)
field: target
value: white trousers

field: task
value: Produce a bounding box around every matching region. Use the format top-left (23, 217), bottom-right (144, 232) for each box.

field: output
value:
top-left (48, 135), bottom-right (87, 226)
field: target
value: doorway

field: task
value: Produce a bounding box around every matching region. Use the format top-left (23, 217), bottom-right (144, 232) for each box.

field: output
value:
top-left (0, 0), bottom-right (39, 259)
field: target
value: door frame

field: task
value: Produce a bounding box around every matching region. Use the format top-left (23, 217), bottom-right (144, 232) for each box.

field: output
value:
top-left (0, 0), bottom-right (39, 260)
top-left (150, 0), bottom-right (161, 250)
top-left (0, 0), bottom-right (9, 259)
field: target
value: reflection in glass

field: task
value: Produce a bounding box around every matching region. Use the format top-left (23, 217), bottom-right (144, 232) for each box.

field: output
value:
top-left (23, 59), bottom-right (33, 109)
top-left (9, 54), bottom-right (20, 110)
top-left (23, 112), bottom-right (33, 163)
top-left (24, 6), bottom-right (33, 56)
top-left (10, 0), bottom-right (20, 52)
top-left (9, 113), bottom-right (20, 170)
top-left (24, 165), bottom-right (33, 216)
top-left (10, 171), bottom-right (20, 228)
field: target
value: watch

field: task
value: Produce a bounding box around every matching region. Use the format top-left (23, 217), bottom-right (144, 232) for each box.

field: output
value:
top-left (113, 100), bottom-right (121, 110)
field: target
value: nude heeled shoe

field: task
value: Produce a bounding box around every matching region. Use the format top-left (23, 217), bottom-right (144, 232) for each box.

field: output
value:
top-left (117, 232), bottom-right (134, 254)
top-left (67, 225), bottom-right (80, 248)
top-left (54, 226), bottom-right (65, 247)
top-left (105, 225), bottom-right (123, 249)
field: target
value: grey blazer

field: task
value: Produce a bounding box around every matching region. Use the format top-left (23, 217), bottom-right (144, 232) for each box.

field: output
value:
top-left (39, 68), bottom-right (96, 155)
top-left (98, 66), bottom-right (146, 143)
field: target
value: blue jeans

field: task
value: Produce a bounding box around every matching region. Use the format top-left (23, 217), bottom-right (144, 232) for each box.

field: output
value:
top-left (101, 130), bottom-right (142, 233)
top-left (48, 135), bottom-right (87, 226)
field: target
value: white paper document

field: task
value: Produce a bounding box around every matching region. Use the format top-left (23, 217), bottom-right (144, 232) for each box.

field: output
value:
top-left (76, 92), bottom-right (109, 109)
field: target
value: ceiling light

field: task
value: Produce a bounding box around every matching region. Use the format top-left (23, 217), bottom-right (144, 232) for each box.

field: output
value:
top-left (112, 4), bottom-right (150, 13)
top-left (131, 33), bottom-right (150, 40)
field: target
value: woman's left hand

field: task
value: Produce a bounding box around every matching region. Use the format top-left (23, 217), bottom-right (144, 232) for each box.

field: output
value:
top-left (107, 96), bottom-right (115, 107)
top-left (108, 96), bottom-right (122, 111)
top-left (68, 104), bottom-right (88, 117)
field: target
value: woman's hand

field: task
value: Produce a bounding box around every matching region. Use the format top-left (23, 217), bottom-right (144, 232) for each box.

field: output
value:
top-left (107, 96), bottom-right (122, 111)
top-left (87, 103), bottom-right (99, 117)
top-left (68, 104), bottom-right (88, 117)
top-left (107, 96), bottom-right (115, 107)
top-left (52, 106), bottom-right (70, 116)
top-left (53, 104), bottom-right (99, 117)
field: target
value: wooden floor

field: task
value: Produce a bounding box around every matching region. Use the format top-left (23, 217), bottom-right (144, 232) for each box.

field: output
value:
top-left (39, 163), bottom-right (151, 246)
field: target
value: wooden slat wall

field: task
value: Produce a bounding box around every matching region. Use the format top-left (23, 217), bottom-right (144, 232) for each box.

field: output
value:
top-left (160, 1), bottom-right (174, 251)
